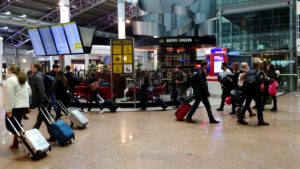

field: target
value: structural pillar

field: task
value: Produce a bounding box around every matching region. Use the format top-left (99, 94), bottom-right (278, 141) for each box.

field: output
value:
top-left (0, 37), bottom-right (3, 85)
top-left (118, 0), bottom-right (126, 39)
top-left (84, 54), bottom-right (89, 75)
top-left (59, 0), bottom-right (70, 69)
top-left (154, 50), bottom-right (158, 70)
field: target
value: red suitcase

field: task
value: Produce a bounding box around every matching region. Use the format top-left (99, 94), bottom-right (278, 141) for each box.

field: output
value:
top-left (175, 103), bottom-right (192, 121)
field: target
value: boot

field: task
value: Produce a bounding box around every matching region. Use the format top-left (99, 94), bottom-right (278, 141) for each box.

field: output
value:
top-left (10, 135), bottom-right (19, 149)
top-left (271, 107), bottom-right (277, 112)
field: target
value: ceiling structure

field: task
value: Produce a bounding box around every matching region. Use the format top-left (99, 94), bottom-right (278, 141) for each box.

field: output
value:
top-left (0, 0), bottom-right (136, 47)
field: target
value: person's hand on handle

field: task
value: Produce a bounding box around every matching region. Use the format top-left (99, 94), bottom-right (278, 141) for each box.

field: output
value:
top-left (6, 112), bottom-right (13, 117)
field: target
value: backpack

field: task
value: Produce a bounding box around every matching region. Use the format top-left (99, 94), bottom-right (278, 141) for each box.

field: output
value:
top-left (220, 75), bottom-right (233, 89)
top-left (44, 75), bottom-right (55, 97)
top-left (243, 71), bottom-right (259, 93)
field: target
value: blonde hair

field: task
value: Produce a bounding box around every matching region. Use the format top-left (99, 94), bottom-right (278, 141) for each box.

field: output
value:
top-left (241, 62), bottom-right (248, 70)
top-left (8, 64), bottom-right (27, 85)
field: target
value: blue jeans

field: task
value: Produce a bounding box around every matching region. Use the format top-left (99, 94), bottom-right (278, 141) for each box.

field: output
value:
top-left (47, 93), bottom-right (61, 120)
top-left (239, 95), bottom-right (264, 122)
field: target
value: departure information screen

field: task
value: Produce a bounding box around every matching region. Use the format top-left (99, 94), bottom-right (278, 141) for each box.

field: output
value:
top-left (214, 55), bottom-right (224, 73)
top-left (39, 26), bottom-right (57, 55)
top-left (28, 28), bottom-right (46, 56)
top-left (63, 22), bottom-right (84, 54)
top-left (51, 24), bottom-right (70, 55)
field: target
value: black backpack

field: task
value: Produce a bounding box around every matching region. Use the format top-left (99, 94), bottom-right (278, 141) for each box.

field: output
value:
top-left (44, 75), bottom-right (55, 97)
top-left (243, 71), bottom-right (259, 93)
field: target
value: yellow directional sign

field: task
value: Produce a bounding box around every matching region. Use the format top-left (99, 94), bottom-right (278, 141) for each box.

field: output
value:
top-left (111, 39), bottom-right (134, 74)
top-left (113, 55), bottom-right (122, 64)
top-left (124, 55), bottom-right (132, 64)
top-left (123, 45), bottom-right (133, 55)
top-left (113, 64), bottom-right (122, 74)
top-left (113, 46), bottom-right (122, 54)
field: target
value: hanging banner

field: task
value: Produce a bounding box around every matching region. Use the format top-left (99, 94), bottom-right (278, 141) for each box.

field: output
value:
top-left (111, 39), bottom-right (134, 74)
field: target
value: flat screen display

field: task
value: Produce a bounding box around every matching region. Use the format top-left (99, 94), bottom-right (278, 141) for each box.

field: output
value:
top-left (38, 26), bottom-right (57, 55)
top-left (63, 22), bottom-right (84, 54)
top-left (51, 24), bottom-right (70, 55)
top-left (28, 28), bottom-right (46, 56)
top-left (79, 27), bottom-right (95, 47)
top-left (214, 55), bottom-right (224, 73)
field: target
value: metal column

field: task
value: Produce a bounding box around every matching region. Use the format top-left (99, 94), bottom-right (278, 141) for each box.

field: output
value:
top-left (59, 0), bottom-right (70, 69)
top-left (118, 0), bottom-right (126, 39)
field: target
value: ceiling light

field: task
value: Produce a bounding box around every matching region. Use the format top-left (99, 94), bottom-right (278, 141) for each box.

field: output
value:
top-left (126, 19), bottom-right (131, 23)
top-left (2, 26), bottom-right (8, 29)
top-left (46, 6), bottom-right (52, 10)
top-left (59, 2), bottom-right (64, 6)
top-left (19, 14), bottom-right (27, 18)
top-left (3, 11), bottom-right (11, 15)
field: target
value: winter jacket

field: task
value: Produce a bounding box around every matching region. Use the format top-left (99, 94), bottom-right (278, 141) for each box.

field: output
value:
top-left (30, 71), bottom-right (45, 108)
top-left (4, 74), bottom-right (31, 112)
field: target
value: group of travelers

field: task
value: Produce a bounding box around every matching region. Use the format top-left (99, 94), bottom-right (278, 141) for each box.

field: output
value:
top-left (173, 60), bottom-right (279, 126)
top-left (3, 60), bottom-right (279, 149)
top-left (3, 62), bottom-right (106, 148)
top-left (216, 61), bottom-right (279, 126)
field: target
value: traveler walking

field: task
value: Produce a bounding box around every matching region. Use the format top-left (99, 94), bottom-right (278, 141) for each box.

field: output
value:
top-left (216, 62), bottom-right (232, 111)
top-left (237, 61), bottom-right (269, 126)
top-left (185, 61), bottom-right (220, 124)
top-left (4, 64), bottom-right (31, 149)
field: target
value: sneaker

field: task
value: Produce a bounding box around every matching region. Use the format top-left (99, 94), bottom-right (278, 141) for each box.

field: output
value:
top-left (186, 119), bottom-right (197, 123)
top-left (209, 119), bottom-right (220, 124)
top-left (237, 120), bottom-right (248, 125)
top-left (23, 115), bottom-right (29, 120)
top-left (216, 108), bottom-right (224, 111)
top-left (270, 108), bottom-right (277, 112)
top-left (258, 121), bottom-right (269, 126)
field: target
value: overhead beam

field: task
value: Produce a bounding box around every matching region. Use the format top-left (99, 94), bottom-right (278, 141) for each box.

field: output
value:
top-left (0, 0), bottom-right (17, 12)
top-left (87, 4), bottom-right (136, 31)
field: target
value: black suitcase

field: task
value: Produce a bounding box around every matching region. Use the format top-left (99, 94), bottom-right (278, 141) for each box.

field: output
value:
top-left (104, 100), bottom-right (118, 112)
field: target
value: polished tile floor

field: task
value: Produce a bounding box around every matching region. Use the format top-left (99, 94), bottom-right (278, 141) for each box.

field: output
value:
top-left (0, 86), bottom-right (300, 169)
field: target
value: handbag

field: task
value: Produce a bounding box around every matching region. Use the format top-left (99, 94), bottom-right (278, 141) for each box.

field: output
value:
top-left (268, 80), bottom-right (278, 96)
top-left (89, 82), bottom-right (100, 91)
top-left (225, 96), bottom-right (232, 105)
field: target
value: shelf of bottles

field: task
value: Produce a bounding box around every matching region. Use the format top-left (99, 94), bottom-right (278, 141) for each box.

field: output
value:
top-left (158, 46), bottom-right (195, 75)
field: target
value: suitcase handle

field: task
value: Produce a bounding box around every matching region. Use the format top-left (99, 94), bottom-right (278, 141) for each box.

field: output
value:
top-left (6, 116), bottom-right (24, 137)
top-left (96, 94), bottom-right (105, 103)
top-left (39, 107), bottom-right (54, 125)
top-left (57, 100), bottom-right (69, 116)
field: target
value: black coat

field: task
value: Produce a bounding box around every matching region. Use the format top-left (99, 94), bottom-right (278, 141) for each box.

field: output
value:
top-left (191, 70), bottom-right (210, 99)
top-left (54, 79), bottom-right (70, 106)
top-left (30, 71), bottom-right (45, 108)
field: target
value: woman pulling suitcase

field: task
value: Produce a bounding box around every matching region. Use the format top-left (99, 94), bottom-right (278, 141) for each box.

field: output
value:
top-left (4, 64), bottom-right (31, 149)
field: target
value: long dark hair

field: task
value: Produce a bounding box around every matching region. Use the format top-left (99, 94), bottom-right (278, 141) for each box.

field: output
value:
top-left (9, 64), bottom-right (27, 85)
top-left (56, 71), bottom-right (68, 87)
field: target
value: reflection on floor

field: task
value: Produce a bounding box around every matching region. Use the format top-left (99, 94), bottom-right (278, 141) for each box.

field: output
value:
top-left (0, 88), bottom-right (300, 168)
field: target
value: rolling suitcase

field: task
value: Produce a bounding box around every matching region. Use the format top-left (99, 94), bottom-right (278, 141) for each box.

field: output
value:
top-left (175, 103), bottom-right (192, 121)
top-left (6, 116), bottom-right (51, 160)
top-left (57, 101), bottom-right (88, 129)
top-left (104, 100), bottom-right (118, 112)
top-left (40, 107), bottom-right (75, 146)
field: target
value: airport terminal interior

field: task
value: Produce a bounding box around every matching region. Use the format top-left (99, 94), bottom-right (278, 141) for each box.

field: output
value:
top-left (0, 0), bottom-right (300, 168)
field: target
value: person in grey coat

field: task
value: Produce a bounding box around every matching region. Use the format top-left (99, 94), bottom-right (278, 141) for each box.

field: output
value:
top-left (30, 63), bottom-right (55, 141)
